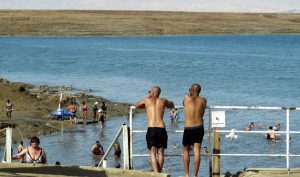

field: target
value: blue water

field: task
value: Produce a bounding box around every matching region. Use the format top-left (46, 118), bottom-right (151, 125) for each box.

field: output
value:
top-left (1, 35), bottom-right (300, 176)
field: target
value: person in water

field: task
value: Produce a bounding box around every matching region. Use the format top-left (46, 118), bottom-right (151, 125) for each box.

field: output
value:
top-left (17, 141), bottom-right (25, 163)
top-left (91, 140), bottom-right (104, 156)
top-left (13, 136), bottom-right (47, 164)
top-left (182, 83), bottom-right (207, 177)
top-left (114, 140), bottom-right (121, 168)
top-left (203, 146), bottom-right (209, 155)
top-left (135, 86), bottom-right (174, 173)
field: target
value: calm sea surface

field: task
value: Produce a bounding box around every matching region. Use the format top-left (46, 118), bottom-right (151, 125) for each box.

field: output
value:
top-left (0, 35), bottom-right (300, 176)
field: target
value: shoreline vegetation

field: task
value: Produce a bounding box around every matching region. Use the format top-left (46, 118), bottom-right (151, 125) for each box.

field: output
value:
top-left (0, 10), bottom-right (299, 36)
top-left (0, 77), bottom-right (131, 146)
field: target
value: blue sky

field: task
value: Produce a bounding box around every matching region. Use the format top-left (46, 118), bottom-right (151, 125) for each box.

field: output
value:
top-left (0, 0), bottom-right (299, 13)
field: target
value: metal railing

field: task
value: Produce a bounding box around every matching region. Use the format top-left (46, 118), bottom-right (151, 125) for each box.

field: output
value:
top-left (209, 106), bottom-right (300, 174)
top-left (129, 105), bottom-right (300, 174)
top-left (97, 124), bottom-right (131, 169)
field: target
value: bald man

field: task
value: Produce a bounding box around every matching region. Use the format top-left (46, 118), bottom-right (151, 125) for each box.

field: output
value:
top-left (182, 83), bottom-right (207, 177)
top-left (135, 86), bottom-right (174, 173)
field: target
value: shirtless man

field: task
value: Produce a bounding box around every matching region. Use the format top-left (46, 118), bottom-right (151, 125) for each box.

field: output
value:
top-left (135, 86), bottom-right (174, 173)
top-left (182, 83), bottom-right (207, 177)
top-left (91, 140), bottom-right (104, 156)
top-left (68, 102), bottom-right (77, 124)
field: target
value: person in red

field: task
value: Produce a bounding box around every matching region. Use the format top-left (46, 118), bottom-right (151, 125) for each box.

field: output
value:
top-left (91, 140), bottom-right (104, 156)
top-left (82, 101), bottom-right (87, 123)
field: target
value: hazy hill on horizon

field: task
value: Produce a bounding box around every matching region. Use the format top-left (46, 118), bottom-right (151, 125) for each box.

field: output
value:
top-left (0, 10), bottom-right (300, 36)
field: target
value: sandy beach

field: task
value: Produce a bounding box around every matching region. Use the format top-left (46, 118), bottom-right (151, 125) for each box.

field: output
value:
top-left (0, 77), bottom-right (131, 146)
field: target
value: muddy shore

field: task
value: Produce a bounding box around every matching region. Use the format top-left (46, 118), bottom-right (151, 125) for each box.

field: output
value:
top-left (0, 77), bottom-right (132, 146)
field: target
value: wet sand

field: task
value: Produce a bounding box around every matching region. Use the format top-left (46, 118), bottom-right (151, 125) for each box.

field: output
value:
top-left (0, 77), bottom-right (131, 146)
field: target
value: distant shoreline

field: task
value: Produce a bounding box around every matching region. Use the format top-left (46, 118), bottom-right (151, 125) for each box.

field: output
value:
top-left (0, 10), bottom-right (300, 36)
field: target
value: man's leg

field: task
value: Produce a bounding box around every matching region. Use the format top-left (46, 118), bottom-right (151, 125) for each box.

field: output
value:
top-left (193, 143), bottom-right (201, 177)
top-left (149, 146), bottom-right (158, 172)
top-left (183, 145), bottom-right (190, 177)
top-left (157, 147), bottom-right (164, 172)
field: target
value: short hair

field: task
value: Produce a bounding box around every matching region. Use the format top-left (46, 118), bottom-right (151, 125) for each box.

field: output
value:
top-left (151, 86), bottom-right (161, 96)
top-left (30, 136), bottom-right (40, 145)
top-left (191, 83), bottom-right (201, 94)
top-left (96, 140), bottom-right (100, 144)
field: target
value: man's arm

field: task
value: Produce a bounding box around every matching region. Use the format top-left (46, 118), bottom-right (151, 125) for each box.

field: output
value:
top-left (100, 144), bottom-right (104, 152)
top-left (165, 99), bottom-right (175, 109)
top-left (135, 98), bottom-right (145, 109)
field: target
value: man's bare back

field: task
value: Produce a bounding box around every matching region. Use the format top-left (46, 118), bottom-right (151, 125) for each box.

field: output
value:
top-left (182, 83), bottom-right (207, 177)
top-left (183, 93), bottom-right (207, 127)
top-left (135, 86), bottom-right (174, 128)
top-left (135, 86), bottom-right (174, 173)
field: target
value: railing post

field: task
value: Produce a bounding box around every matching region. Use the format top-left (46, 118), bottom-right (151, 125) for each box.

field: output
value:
top-left (129, 106), bottom-right (134, 169)
top-left (123, 124), bottom-right (130, 169)
top-left (212, 127), bottom-right (221, 177)
top-left (4, 127), bottom-right (13, 163)
top-left (209, 107), bottom-right (212, 177)
top-left (286, 108), bottom-right (290, 174)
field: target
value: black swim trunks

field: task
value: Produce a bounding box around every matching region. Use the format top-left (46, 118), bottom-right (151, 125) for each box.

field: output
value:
top-left (182, 125), bottom-right (204, 146)
top-left (146, 127), bottom-right (168, 149)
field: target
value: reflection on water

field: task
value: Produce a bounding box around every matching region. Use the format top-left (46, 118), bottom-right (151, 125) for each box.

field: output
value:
top-left (1, 110), bottom-right (300, 177)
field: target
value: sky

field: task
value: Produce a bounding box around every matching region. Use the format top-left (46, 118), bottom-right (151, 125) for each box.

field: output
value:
top-left (0, 0), bottom-right (300, 13)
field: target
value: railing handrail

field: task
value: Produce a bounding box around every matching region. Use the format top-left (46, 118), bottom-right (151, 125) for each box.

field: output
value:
top-left (129, 105), bottom-right (300, 174)
top-left (97, 125), bottom-right (123, 167)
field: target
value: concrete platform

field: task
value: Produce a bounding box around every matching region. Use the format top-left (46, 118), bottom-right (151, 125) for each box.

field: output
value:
top-left (0, 163), bottom-right (170, 177)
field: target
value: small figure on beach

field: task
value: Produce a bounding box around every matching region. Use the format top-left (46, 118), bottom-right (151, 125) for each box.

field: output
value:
top-left (68, 101), bottom-right (77, 124)
top-left (17, 141), bottom-right (25, 163)
top-left (91, 140), bottom-right (104, 156)
top-left (98, 109), bottom-right (105, 128)
top-left (135, 86), bottom-right (174, 173)
top-left (82, 101), bottom-right (87, 123)
top-left (92, 102), bottom-right (98, 121)
top-left (101, 101), bottom-right (107, 115)
top-left (114, 140), bottom-right (121, 168)
top-left (6, 99), bottom-right (13, 119)
top-left (13, 136), bottom-right (47, 164)
top-left (182, 83), bottom-right (207, 177)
